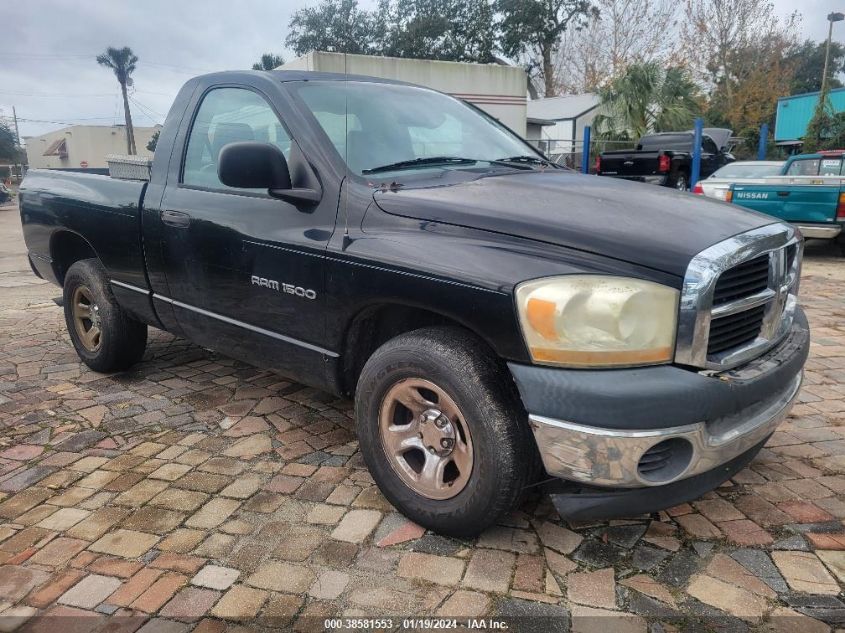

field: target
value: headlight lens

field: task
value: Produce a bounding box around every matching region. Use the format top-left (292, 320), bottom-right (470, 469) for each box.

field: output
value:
top-left (515, 275), bottom-right (679, 368)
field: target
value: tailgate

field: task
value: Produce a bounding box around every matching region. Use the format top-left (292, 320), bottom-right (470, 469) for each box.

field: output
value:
top-left (732, 179), bottom-right (841, 223)
top-left (599, 151), bottom-right (661, 177)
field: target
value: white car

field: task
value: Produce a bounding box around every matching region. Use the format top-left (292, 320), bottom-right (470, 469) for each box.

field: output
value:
top-left (693, 161), bottom-right (784, 201)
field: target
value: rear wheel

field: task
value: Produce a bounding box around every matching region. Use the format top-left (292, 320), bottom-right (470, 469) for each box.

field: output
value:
top-left (355, 326), bottom-right (536, 536)
top-left (63, 259), bottom-right (147, 372)
top-left (673, 172), bottom-right (689, 191)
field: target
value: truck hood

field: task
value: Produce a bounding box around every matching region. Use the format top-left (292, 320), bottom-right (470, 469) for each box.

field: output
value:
top-left (372, 170), bottom-right (774, 278)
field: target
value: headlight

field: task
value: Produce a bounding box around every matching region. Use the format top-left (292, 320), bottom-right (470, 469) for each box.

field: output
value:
top-left (515, 275), bottom-right (679, 368)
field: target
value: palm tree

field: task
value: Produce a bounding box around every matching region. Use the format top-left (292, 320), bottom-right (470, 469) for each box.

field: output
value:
top-left (593, 62), bottom-right (702, 141)
top-left (251, 53), bottom-right (285, 71)
top-left (97, 47), bottom-right (139, 155)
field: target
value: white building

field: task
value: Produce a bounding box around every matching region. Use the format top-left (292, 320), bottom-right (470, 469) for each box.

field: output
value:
top-left (526, 94), bottom-right (601, 156)
top-left (281, 51), bottom-right (529, 136)
top-left (24, 125), bottom-right (161, 170)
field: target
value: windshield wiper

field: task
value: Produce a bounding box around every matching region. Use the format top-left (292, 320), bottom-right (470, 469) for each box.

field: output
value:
top-left (362, 156), bottom-right (478, 175)
top-left (495, 155), bottom-right (558, 168)
top-left (362, 156), bottom-right (534, 175)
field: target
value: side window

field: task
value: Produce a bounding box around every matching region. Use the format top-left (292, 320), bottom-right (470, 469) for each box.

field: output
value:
top-left (183, 88), bottom-right (292, 191)
top-left (786, 159), bottom-right (819, 176)
top-left (702, 137), bottom-right (718, 154)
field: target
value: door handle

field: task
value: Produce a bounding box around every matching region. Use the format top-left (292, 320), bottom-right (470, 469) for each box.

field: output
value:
top-left (161, 210), bottom-right (191, 228)
top-left (777, 191), bottom-right (790, 197)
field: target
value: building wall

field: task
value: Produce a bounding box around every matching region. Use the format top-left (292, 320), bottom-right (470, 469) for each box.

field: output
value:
top-left (282, 52), bottom-right (528, 135)
top-left (24, 125), bottom-right (161, 169)
top-left (776, 88), bottom-right (845, 143)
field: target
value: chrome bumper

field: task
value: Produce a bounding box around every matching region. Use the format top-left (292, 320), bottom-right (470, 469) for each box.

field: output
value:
top-left (529, 372), bottom-right (801, 488)
top-left (795, 224), bottom-right (841, 240)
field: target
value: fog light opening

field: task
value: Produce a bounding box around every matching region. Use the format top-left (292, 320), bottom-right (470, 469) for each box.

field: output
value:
top-left (637, 438), bottom-right (694, 483)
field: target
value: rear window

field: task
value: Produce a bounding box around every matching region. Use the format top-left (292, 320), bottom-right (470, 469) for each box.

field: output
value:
top-left (784, 157), bottom-right (843, 176)
top-left (637, 134), bottom-right (692, 151)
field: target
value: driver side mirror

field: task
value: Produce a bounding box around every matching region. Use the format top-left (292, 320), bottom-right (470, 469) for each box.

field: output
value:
top-left (218, 141), bottom-right (292, 190)
top-left (218, 142), bottom-right (321, 205)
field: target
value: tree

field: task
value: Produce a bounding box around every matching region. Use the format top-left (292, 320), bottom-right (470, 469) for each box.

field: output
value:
top-left (592, 62), bottom-right (702, 140)
top-left (0, 122), bottom-right (18, 162)
top-left (97, 46), bottom-right (139, 155)
top-left (286, 0), bottom-right (385, 56)
top-left (146, 130), bottom-right (159, 153)
top-left (787, 39), bottom-right (845, 95)
top-left (286, 0), bottom-right (496, 63)
top-left (706, 33), bottom-right (795, 135)
top-left (679, 0), bottom-right (798, 95)
top-left (495, 0), bottom-right (595, 97)
top-left (803, 83), bottom-right (836, 153)
top-left (381, 0), bottom-right (496, 62)
top-left (252, 53), bottom-right (285, 70)
top-left (553, 0), bottom-right (680, 94)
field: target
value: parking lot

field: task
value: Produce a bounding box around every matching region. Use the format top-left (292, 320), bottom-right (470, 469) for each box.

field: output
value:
top-left (0, 199), bottom-right (844, 632)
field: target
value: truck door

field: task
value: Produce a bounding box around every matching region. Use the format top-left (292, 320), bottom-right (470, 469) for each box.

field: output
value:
top-left (157, 86), bottom-right (335, 386)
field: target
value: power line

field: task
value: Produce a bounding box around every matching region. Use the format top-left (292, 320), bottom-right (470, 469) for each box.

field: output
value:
top-left (128, 97), bottom-right (163, 126)
top-left (128, 95), bottom-right (166, 119)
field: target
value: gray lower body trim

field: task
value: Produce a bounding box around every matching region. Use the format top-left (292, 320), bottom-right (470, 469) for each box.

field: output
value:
top-left (110, 280), bottom-right (151, 295)
top-left (152, 293), bottom-right (339, 358)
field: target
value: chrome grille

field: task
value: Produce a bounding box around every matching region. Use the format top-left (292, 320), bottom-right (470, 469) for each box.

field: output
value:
top-left (712, 255), bottom-right (769, 305)
top-left (707, 304), bottom-right (765, 355)
top-left (675, 224), bottom-right (802, 370)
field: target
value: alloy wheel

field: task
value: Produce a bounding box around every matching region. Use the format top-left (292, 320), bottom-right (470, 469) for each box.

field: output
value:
top-left (378, 377), bottom-right (474, 500)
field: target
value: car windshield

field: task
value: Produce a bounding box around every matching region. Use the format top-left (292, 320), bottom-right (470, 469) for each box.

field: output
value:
top-left (711, 163), bottom-right (783, 179)
top-left (293, 81), bottom-right (541, 177)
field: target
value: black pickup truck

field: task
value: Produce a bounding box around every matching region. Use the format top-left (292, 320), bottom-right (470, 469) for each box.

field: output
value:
top-left (597, 128), bottom-right (735, 190)
top-left (20, 71), bottom-right (808, 535)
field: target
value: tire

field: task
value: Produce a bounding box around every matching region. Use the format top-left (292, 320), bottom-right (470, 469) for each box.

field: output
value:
top-left (63, 259), bottom-right (147, 372)
top-left (354, 326), bottom-right (537, 537)
top-left (673, 172), bottom-right (689, 191)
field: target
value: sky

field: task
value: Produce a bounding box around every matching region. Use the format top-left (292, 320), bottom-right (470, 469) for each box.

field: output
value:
top-left (0, 0), bottom-right (836, 143)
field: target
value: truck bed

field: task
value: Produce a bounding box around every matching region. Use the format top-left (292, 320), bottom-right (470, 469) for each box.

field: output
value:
top-left (598, 149), bottom-right (663, 178)
top-left (730, 176), bottom-right (844, 239)
top-left (19, 169), bottom-right (149, 292)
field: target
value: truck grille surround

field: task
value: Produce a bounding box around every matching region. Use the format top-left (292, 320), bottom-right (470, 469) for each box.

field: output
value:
top-left (675, 224), bottom-right (802, 370)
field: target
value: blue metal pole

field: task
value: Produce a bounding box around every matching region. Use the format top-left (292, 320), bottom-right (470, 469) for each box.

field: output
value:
top-left (690, 117), bottom-right (703, 189)
top-left (758, 123), bottom-right (769, 160)
top-left (581, 125), bottom-right (592, 174)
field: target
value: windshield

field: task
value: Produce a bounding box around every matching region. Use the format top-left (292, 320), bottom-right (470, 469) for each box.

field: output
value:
top-left (293, 81), bottom-right (539, 176)
top-left (711, 162), bottom-right (783, 179)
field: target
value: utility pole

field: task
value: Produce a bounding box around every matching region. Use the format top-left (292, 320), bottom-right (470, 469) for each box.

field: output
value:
top-left (822, 13), bottom-right (845, 97)
top-left (11, 107), bottom-right (20, 147)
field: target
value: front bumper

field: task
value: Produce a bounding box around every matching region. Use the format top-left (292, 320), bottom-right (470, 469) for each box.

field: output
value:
top-left (509, 308), bottom-right (809, 489)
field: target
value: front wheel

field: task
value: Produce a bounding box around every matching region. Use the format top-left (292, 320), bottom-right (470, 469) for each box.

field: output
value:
top-left (354, 327), bottom-right (537, 537)
top-left (63, 259), bottom-right (147, 372)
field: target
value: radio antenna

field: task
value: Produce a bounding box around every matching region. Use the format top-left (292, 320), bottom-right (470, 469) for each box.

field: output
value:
top-left (342, 47), bottom-right (350, 246)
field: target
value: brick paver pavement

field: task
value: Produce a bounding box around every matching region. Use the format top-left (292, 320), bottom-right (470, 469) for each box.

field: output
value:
top-left (1, 200), bottom-right (844, 631)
